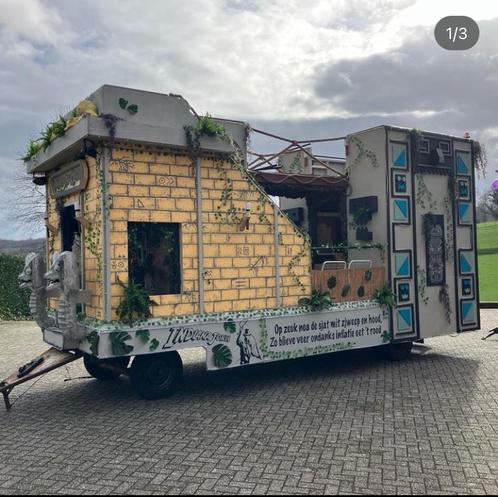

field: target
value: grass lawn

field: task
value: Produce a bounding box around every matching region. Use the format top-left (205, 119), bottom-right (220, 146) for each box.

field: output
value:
top-left (477, 221), bottom-right (498, 302)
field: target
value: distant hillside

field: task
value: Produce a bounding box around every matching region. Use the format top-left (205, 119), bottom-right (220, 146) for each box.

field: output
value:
top-left (0, 238), bottom-right (45, 255)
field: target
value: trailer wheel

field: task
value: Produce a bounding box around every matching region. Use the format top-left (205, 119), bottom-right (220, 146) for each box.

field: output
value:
top-left (84, 355), bottom-right (130, 381)
top-left (385, 341), bottom-right (413, 361)
top-left (130, 352), bottom-right (183, 400)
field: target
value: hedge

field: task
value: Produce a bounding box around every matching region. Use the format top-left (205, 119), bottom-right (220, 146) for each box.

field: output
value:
top-left (0, 254), bottom-right (31, 320)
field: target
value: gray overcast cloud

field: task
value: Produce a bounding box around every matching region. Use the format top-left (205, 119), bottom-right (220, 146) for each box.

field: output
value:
top-left (0, 0), bottom-right (497, 238)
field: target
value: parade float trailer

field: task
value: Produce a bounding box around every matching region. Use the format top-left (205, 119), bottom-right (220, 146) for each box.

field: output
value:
top-left (0, 85), bottom-right (480, 407)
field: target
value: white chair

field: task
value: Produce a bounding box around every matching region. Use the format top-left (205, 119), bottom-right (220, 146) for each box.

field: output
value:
top-left (348, 259), bottom-right (372, 269)
top-left (321, 260), bottom-right (347, 271)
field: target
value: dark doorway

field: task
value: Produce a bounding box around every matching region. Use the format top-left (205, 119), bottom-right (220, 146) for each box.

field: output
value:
top-left (61, 205), bottom-right (80, 252)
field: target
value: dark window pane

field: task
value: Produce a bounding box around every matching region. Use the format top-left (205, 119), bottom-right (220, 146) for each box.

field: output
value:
top-left (128, 222), bottom-right (181, 295)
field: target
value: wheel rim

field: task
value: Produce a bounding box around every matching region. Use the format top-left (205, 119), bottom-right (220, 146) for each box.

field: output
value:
top-left (147, 360), bottom-right (172, 386)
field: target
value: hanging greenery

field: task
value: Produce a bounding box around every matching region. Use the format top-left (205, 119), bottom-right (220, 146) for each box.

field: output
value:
top-left (439, 284), bottom-right (452, 324)
top-left (346, 136), bottom-right (379, 176)
top-left (443, 196), bottom-right (454, 263)
top-left (416, 174), bottom-right (438, 210)
top-left (472, 141), bottom-right (487, 179)
top-left (287, 245), bottom-right (308, 293)
top-left (417, 267), bottom-right (429, 305)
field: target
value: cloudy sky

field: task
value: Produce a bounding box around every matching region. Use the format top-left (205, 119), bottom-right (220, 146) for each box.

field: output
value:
top-left (1, 0), bottom-right (497, 239)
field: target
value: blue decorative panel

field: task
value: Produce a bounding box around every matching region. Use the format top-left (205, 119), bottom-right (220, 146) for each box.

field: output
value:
top-left (394, 174), bottom-right (407, 194)
top-left (397, 282), bottom-right (410, 303)
top-left (456, 152), bottom-right (470, 175)
top-left (461, 277), bottom-right (473, 297)
top-left (392, 143), bottom-right (408, 169)
top-left (458, 179), bottom-right (470, 200)
top-left (461, 300), bottom-right (477, 326)
top-left (395, 253), bottom-right (411, 278)
top-left (459, 252), bottom-right (473, 275)
top-left (396, 306), bottom-right (413, 333)
top-left (458, 202), bottom-right (472, 225)
top-left (393, 198), bottom-right (410, 223)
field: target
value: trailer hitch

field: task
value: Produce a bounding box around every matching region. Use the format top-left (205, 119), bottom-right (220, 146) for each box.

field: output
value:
top-left (0, 347), bottom-right (81, 410)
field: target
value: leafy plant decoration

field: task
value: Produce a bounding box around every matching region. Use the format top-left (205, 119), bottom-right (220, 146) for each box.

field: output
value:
top-left (223, 320), bottom-right (237, 333)
top-left (357, 286), bottom-right (365, 298)
top-left (382, 330), bottom-right (393, 344)
top-left (197, 113), bottom-right (227, 138)
top-left (364, 270), bottom-right (372, 282)
top-left (116, 279), bottom-right (154, 325)
top-left (327, 276), bottom-right (337, 289)
top-left (21, 139), bottom-right (43, 162)
top-left (212, 344), bottom-right (232, 368)
top-left (127, 104), bottom-right (138, 115)
top-left (298, 289), bottom-right (333, 311)
top-left (341, 284), bottom-right (351, 297)
top-left (149, 339), bottom-right (160, 352)
top-left (110, 332), bottom-right (134, 356)
top-left (373, 283), bottom-right (397, 309)
top-left (118, 97), bottom-right (139, 115)
top-left (136, 329), bottom-right (150, 343)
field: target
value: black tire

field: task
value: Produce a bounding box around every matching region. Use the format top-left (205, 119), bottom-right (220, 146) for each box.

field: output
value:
top-left (84, 355), bottom-right (130, 381)
top-left (385, 341), bottom-right (413, 361)
top-left (130, 352), bottom-right (183, 400)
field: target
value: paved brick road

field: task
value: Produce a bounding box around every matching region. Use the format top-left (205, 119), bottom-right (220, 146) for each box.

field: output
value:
top-left (0, 311), bottom-right (497, 495)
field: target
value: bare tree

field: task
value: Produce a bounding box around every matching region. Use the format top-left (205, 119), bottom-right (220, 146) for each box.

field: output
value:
top-left (8, 170), bottom-right (46, 236)
top-left (477, 188), bottom-right (498, 221)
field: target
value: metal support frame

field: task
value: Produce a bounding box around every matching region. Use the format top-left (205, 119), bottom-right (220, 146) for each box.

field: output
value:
top-left (248, 127), bottom-right (348, 179)
top-left (196, 157), bottom-right (205, 314)
top-left (102, 147), bottom-right (112, 321)
top-left (273, 205), bottom-right (281, 307)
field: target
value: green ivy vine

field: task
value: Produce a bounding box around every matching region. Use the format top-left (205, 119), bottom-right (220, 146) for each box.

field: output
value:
top-left (287, 245), bottom-right (308, 294)
top-left (346, 136), bottom-right (379, 176)
top-left (416, 174), bottom-right (437, 210)
top-left (443, 196), bottom-right (454, 262)
top-left (439, 284), bottom-right (452, 324)
top-left (417, 267), bottom-right (429, 305)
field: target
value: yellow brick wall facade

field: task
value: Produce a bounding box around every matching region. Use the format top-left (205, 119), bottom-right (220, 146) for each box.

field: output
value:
top-left (46, 156), bottom-right (103, 319)
top-left (108, 145), bottom-right (311, 319)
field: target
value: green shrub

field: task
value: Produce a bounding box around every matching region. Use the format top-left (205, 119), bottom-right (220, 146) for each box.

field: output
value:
top-left (0, 254), bottom-right (31, 320)
top-left (116, 279), bottom-right (154, 325)
top-left (298, 289), bottom-right (333, 311)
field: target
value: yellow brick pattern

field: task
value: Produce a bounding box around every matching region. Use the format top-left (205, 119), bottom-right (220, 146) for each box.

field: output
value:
top-left (106, 147), bottom-right (311, 319)
top-left (46, 157), bottom-right (103, 319)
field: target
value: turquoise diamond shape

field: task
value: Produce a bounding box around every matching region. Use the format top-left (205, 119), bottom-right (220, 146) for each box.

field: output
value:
top-left (458, 202), bottom-right (471, 223)
top-left (392, 144), bottom-right (407, 168)
top-left (397, 308), bottom-right (412, 332)
top-left (461, 301), bottom-right (476, 324)
top-left (394, 199), bottom-right (409, 222)
top-left (457, 154), bottom-right (469, 174)
top-left (459, 253), bottom-right (472, 274)
top-left (395, 254), bottom-right (410, 277)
